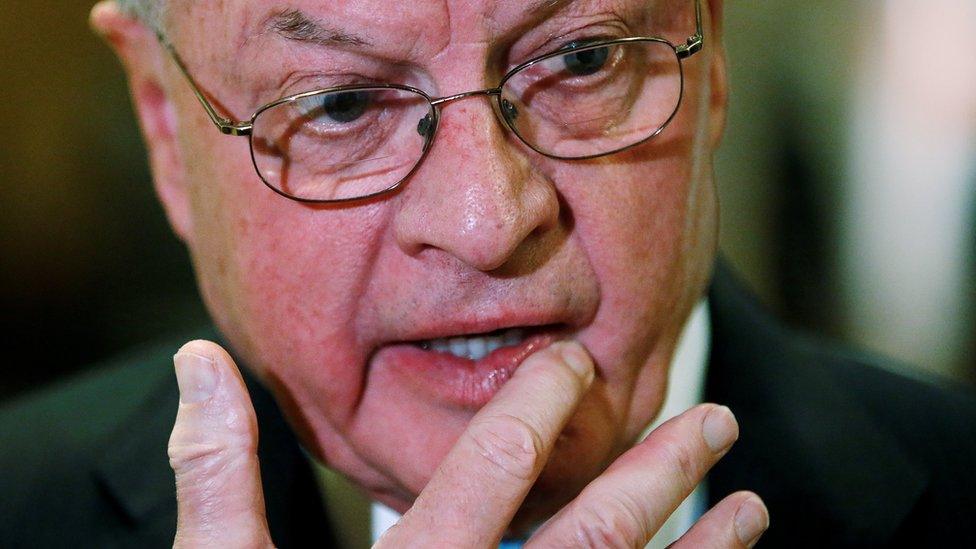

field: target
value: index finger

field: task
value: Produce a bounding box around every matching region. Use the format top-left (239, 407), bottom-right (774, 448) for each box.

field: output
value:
top-left (379, 340), bottom-right (595, 547)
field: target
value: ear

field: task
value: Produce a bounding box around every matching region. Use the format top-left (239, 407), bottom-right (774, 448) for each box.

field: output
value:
top-left (91, 1), bottom-right (194, 241)
top-left (705, 0), bottom-right (728, 149)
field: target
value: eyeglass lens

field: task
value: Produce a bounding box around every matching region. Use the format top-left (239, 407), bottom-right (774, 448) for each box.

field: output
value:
top-left (250, 39), bottom-right (681, 202)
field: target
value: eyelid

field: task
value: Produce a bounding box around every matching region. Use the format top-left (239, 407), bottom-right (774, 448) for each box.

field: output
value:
top-left (513, 18), bottom-right (631, 65)
top-left (279, 73), bottom-right (381, 98)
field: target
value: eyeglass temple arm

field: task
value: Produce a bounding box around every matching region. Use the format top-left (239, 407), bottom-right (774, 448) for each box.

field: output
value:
top-left (675, 0), bottom-right (704, 60)
top-left (156, 32), bottom-right (253, 136)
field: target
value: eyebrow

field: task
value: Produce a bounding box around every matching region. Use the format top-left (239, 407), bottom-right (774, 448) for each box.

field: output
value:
top-left (263, 9), bottom-right (371, 48)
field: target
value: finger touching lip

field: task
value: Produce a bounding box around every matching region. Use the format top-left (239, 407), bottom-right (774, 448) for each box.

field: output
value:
top-left (373, 325), bottom-right (570, 409)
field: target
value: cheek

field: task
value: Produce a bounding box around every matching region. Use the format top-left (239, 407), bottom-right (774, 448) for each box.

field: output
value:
top-left (538, 111), bottom-right (704, 428)
top-left (562, 50), bottom-right (711, 334)
top-left (556, 131), bottom-right (695, 317)
top-left (185, 147), bottom-right (389, 425)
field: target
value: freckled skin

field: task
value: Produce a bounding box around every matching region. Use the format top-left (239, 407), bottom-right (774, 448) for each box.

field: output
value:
top-left (162, 0), bottom-right (722, 528)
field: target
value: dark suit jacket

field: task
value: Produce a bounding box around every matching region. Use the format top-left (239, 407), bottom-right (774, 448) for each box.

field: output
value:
top-left (2, 264), bottom-right (975, 548)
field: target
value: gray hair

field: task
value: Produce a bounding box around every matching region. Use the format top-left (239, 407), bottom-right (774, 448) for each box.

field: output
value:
top-left (117, 0), bottom-right (166, 32)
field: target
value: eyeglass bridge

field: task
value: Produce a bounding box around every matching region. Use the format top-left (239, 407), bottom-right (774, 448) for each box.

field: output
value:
top-left (429, 88), bottom-right (502, 107)
top-left (417, 88), bottom-right (519, 138)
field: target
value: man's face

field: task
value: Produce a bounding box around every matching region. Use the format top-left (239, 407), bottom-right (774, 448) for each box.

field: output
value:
top-left (150, 0), bottom-right (722, 522)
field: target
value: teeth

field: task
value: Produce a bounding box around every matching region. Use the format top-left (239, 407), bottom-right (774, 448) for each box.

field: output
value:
top-left (420, 328), bottom-right (527, 360)
top-left (468, 337), bottom-right (487, 359)
top-left (449, 337), bottom-right (468, 357)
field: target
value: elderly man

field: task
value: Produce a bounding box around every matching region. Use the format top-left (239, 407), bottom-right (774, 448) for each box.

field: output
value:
top-left (2, 0), bottom-right (974, 547)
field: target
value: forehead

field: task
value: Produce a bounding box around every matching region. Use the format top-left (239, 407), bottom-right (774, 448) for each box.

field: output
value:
top-left (172, 0), bottom-right (687, 52)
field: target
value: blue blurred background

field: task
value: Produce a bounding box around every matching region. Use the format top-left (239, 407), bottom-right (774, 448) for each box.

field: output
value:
top-left (1, 0), bottom-right (973, 401)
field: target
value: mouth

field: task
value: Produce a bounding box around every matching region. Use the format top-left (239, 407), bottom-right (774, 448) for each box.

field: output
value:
top-left (413, 326), bottom-right (532, 360)
top-left (374, 323), bottom-right (570, 409)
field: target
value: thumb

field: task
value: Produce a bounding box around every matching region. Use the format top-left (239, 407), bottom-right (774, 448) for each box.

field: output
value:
top-left (168, 340), bottom-right (273, 548)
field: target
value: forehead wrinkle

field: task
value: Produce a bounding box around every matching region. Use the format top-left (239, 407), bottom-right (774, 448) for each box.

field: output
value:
top-left (527, 0), bottom-right (576, 16)
top-left (240, 1), bottom-right (449, 63)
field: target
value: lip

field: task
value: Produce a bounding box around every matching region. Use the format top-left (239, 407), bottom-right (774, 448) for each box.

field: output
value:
top-left (373, 325), bottom-right (567, 409)
top-left (393, 311), bottom-right (580, 343)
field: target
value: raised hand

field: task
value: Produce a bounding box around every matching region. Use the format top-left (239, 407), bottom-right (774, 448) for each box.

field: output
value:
top-left (168, 339), bottom-right (767, 548)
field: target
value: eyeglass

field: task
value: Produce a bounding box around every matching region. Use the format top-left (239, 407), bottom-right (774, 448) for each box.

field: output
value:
top-left (157, 0), bottom-right (703, 203)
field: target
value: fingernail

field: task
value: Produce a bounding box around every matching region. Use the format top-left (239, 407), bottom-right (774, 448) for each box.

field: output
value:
top-left (702, 405), bottom-right (738, 453)
top-left (734, 496), bottom-right (769, 547)
top-left (557, 341), bottom-right (594, 382)
top-left (174, 352), bottom-right (218, 404)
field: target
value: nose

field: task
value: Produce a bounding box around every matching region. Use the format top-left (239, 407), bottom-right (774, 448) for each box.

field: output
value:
top-left (393, 96), bottom-right (560, 272)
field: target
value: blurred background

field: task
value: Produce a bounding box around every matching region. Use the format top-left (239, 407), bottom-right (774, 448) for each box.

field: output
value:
top-left (1, 0), bottom-right (974, 402)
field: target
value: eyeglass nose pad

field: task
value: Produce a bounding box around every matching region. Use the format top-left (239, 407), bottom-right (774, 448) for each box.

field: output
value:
top-left (417, 113), bottom-right (435, 138)
top-left (500, 98), bottom-right (519, 123)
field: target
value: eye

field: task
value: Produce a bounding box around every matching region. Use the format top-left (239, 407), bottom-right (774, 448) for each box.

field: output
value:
top-left (319, 90), bottom-right (370, 123)
top-left (561, 42), bottom-right (611, 76)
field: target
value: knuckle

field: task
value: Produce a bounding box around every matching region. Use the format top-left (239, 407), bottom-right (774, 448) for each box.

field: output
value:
top-left (167, 435), bottom-right (257, 476)
top-left (570, 494), bottom-right (649, 549)
top-left (167, 440), bottom-right (226, 472)
top-left (655, 436), bottom-right (701, 491)
top-left (167, 405), bottom-right (258, 475)
top-left (470, 413), bottom-right (545, 481)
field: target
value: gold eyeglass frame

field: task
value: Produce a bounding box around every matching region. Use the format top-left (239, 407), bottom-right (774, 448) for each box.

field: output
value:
top-left (155, 0), bottom-right (704, 203)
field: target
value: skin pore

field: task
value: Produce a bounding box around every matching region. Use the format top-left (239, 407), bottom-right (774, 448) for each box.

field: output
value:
top-left (115, 0), bottom-right (725, 530)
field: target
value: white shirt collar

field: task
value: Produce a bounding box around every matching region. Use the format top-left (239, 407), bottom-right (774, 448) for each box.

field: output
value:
top-left (316, 300), bottom-right (712, 548)
top-left (641, 299), bottom-right (711, 549)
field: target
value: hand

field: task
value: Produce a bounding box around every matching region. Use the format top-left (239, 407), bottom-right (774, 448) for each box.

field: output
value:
top-left (168, 339), bottom-right (768, 548)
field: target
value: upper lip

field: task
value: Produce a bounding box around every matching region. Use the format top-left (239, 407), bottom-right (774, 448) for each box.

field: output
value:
top-left (362, 281), bottom-right (598, 350)
top-left (387, 312), bottom-right (578, 345)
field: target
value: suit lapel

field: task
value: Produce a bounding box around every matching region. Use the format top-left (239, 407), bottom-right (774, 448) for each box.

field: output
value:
top-left (705, 262), bottom-right (927, 546)
top-left (241, 361), bottom-right (339, 547)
